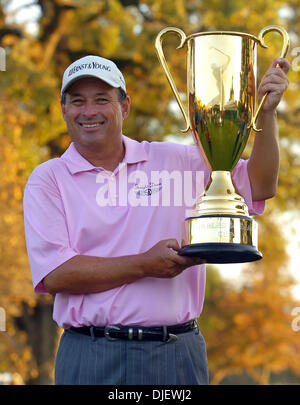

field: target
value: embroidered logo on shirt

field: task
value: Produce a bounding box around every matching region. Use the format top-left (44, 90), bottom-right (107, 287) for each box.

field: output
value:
top-left (134, 182), bottom-right (162, 197)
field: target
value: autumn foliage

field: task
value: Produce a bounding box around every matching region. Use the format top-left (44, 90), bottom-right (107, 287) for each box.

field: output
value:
top-left (0, 0), bottom-right (300, 384)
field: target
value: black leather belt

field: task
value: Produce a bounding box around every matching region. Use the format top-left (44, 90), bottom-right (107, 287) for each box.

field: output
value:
top-left (69, 319), bottom-right (198, 343)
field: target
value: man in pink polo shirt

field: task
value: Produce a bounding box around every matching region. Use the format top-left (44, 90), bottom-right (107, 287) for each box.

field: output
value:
top-left (23, 55), bottom-right (289, 385)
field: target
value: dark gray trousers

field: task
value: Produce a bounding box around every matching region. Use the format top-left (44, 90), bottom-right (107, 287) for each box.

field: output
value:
top-left (55, 326), bottom-right (209, 385)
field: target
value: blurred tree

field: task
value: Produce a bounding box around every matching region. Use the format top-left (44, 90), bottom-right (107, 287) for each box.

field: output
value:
top-left (0, 0), bottom-right (299, 384)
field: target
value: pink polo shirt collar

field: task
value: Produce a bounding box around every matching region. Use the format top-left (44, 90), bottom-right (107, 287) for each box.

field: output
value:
top-left (60, 135), bottom-right (149, 174)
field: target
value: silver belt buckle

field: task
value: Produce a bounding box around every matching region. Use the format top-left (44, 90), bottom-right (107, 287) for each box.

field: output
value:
top-left (104, 325), bottom-right (121, 341)
top-left (166, 333), bottom-right (178, 343)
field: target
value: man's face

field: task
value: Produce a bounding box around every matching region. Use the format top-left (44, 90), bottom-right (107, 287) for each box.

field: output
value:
top-left (61, 77), bottom-right (130, 149)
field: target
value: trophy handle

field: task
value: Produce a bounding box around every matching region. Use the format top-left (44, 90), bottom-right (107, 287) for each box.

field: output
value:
top-left (249, 25), bottom-right (290, 132)
top-left (155, 27), bottom-right (191, 133)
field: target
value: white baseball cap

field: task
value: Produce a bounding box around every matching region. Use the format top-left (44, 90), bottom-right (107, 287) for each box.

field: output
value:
top-left (61, 55), bottom-right (126, 95)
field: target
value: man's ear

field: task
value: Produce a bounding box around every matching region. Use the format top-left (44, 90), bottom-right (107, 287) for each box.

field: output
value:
top-left (61, 101), bottom-right (66, 121)
top-left (121, 95), bottom-right (131, 120)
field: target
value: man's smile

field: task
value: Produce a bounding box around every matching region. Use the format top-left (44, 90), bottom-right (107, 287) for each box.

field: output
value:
top-left (78, 121), bottom-right (105, 129)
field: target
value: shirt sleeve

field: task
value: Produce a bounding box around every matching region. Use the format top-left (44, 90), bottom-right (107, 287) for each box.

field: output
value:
top-left (232, 159), bottom-right (265, 216)
top-left (23, 167), bottom-right (78, 293)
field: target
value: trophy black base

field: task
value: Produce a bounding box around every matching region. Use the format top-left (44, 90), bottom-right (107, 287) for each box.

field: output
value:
top-left (179, 242), bottom-right (262, 264)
